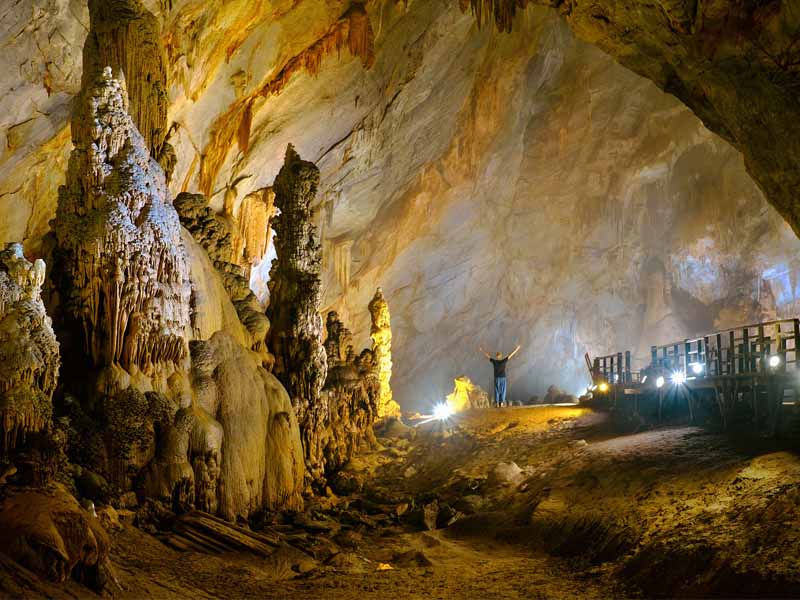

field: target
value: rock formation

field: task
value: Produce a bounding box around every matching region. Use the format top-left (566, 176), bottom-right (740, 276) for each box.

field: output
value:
top-left (0, 244), bottom-right (59, 456)
top-left (50, 66), bottom-right (190, 371)
top-left (266, 145), bottom-right (328, 482)
top-left (174, 191), bottom-right (269, 353)
top-left (446, 376), bottom-right (490, 412)
top-left (45, 65), bottom-right (304, 520)
top-left (78, 0), bottom-right (170, 161)
top-left (318, 311), bottom-right (380, 473)
top-left (188, 332), bottom-right (304, 518)
top-left (369, 287), bottom-right (400, 417)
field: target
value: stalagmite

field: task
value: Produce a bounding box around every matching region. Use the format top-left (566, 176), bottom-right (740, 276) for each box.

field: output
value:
top-left (369, 287), bottom-right (401, 417)
top-left (446, 376), bottom-right (490, 412)
top-left (0, 243), bottom-right (59, 456)
top-left (266, 144), bottom-right (328, 483)
top-left (319, 311), bottom-right (379, 472)
top-left (50, 66), bottom-right (190, 371)
top-left (78, 0), bottom-right (170, 158)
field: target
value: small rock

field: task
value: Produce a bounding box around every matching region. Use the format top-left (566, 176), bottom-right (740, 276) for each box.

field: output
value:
top-left (436, 504), bottom-right (462, 528)
top-left (376, 562), bottom-right (394, 571)
top-left (575, 439), bottom-right (588, 447)
top-left (403, 466), bottom-right (417, 478)
top-left (118, 491), bottom-right (138, 509)
top-left (393, 549), bottom-right (433, 568)
top-left (422, 500), bottom-right (439, 530)
top-left (488, 462), bottom-right (524, 487)
top-left (98, 506), bottom-right (121, 531)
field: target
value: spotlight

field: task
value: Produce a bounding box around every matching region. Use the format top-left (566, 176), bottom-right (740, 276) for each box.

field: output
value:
top-left (769, 355), bottom-right (781, 368)
top-left (433, 402), bottom-right (453, 420)
top-left (671, 371), bottom-right (686, 385)
top-left (655, 376), bottom-right (665, 389)
top-left (691, 363), bottom-right (704, 375)
top-left (598, 382), bottom-right (609, 393)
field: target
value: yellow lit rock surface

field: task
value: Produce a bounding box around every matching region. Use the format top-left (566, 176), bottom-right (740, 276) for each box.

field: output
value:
top-left (445, 376), bottom-right (490, 412)
top-left (369, 287), bottom-right (400, 418)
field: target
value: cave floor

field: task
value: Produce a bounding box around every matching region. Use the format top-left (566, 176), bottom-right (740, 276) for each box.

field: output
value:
top-left (10, 405), bottom-right (800, 599)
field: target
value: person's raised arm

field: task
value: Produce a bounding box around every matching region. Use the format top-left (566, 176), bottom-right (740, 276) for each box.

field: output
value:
top-left (507, 344), bottom-right (522, 360)
top-left (479, 346), bottom-right (491, 360)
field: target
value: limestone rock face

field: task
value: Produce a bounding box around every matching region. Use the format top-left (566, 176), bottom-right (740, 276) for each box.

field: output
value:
top-left (50, 67), bottom-right (190, 370)
top-left (0, 244), bottom-right (59, 454)
top-left (467, 0), bottom-right (800, 240)
top-left (2, 0), bottom-right (800, 416)
top-left (266, 145), bottom-right (328, 481)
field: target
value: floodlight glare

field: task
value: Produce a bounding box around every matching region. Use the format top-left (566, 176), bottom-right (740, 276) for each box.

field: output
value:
top-left (769, 355), bottom-right (781, 368)
top-left (655, 376), bottom-right (665, 389)
top-left (671, 371), bottom-right (686, 385)
top-left (598, 382), bottom-right (609, 393)
top-left (433, 402), bottom-right (454, 420)
top-left (691, 363), bottom-right (704, 375)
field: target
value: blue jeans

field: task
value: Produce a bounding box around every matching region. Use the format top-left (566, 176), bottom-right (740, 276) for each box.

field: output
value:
top-left (495, 376), bottom-right (507, 406)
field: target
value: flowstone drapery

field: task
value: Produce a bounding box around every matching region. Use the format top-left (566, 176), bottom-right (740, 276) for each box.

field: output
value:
top-left (174, 191), bottom-right (269, 353)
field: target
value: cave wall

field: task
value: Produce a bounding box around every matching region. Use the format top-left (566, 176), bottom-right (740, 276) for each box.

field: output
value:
top-left (2, 1), bottom-right (800, 411)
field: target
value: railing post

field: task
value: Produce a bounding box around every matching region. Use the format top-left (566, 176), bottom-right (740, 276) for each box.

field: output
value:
top-left (625, 351), bottom-right (631, 383)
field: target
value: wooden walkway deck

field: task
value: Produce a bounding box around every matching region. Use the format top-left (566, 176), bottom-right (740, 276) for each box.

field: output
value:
top-left (586, 318), bottom-right (800, 434)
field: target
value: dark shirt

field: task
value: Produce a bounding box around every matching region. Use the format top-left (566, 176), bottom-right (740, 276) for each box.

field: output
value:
top-left (490, 357), bottom-right (508, 378)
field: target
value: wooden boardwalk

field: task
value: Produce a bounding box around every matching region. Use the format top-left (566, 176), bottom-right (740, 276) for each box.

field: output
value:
top-left (586, 318), bottom-right (800, 434)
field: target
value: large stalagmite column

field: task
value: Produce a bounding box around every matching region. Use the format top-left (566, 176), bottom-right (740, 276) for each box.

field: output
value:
top-left (369, 287), bottom-right (400, 417)
top-left (51, 67), bottom-right (190, 370)
top-left (266, 144), bottom-right (328, 481)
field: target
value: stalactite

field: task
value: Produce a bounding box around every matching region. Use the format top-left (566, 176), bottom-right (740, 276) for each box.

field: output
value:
top-left (77, 0), bottom-right (169, 157)
top-left (460, 0), bottom-right (531, 33)
top-left (199, 3), bottom-right (376, 197)
top-left (51, 67), bottom-right (191, 371)
top-left (369, 287), bottom-right (401, 417)
top-left (265, 144), bottom-right (328, 484)
top-left (231, 187), bottom-right (275, 281)
top-left (0, 244), bottom-right (59, 457)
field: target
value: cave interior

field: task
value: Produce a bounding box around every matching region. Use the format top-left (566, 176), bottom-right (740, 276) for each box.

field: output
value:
top-left (1, 0), bottom-right (800, 598)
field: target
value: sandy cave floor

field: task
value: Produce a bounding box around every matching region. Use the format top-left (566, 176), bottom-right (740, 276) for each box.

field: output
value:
top-left (5, 405), bottom-right (800, 599)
